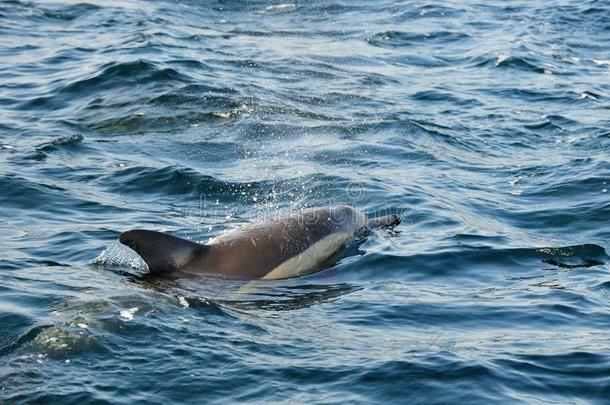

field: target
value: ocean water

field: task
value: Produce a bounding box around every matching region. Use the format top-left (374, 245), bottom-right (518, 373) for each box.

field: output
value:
top-left (1, 0), bottom-right (610, 403)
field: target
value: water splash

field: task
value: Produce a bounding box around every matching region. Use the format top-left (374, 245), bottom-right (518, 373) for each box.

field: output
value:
top-left (90, 240), bottom-right (148, 271)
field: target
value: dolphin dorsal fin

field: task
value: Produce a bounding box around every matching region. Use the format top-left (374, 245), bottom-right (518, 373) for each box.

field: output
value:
top-left (119, 229), bottom-right (206, 273)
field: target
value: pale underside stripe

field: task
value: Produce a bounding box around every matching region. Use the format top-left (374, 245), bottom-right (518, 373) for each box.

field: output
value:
top-left (261, 232), bottom-right (352, 280)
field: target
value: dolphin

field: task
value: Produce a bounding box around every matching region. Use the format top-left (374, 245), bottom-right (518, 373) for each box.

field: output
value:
top-left (119, 205), bottom-right (400, 280)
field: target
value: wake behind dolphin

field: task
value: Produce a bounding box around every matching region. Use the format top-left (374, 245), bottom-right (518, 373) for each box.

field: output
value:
top-left (119, 205), bottom-right (400, 280)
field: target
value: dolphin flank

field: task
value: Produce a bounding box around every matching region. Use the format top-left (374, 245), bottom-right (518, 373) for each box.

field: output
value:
top-left (119, 205), bottom-right (400, 280)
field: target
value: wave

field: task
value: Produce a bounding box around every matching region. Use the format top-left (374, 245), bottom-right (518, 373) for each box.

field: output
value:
top-left (367, 30), bottom-right (470, 48)
top-left (35, 134), bottom-right (84, 153)
top-left (350, 243), bottom-right (607, 282)
top-left (18, 60), bottom-right (192, 112)
top-left (63, 60), bottom-right (189, 94)
top-left (2, 0), bottom-right (610, 402)
top-left (0, 175), bottom-right (125, 218)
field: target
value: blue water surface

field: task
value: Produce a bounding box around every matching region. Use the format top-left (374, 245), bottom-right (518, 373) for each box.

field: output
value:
top-left (1, 0), bottom-right (610, 403)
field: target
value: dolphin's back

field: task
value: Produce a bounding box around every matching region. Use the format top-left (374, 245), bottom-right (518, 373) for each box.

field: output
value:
top-left (119, 205), bottom-right (399, 279)
top-left (202, 206), bottom-right (367, 279)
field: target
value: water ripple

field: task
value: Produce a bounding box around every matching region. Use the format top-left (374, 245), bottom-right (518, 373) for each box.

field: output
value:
top-left (1, 0), bottom-right (610, 403)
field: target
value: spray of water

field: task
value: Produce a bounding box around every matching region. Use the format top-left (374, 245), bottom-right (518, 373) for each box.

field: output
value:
top-left (90, 240), bottom-right (148, 271)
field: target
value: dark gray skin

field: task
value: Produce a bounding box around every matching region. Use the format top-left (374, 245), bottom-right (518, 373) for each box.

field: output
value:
top-left (120, 205), bottom-right (400, 279)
